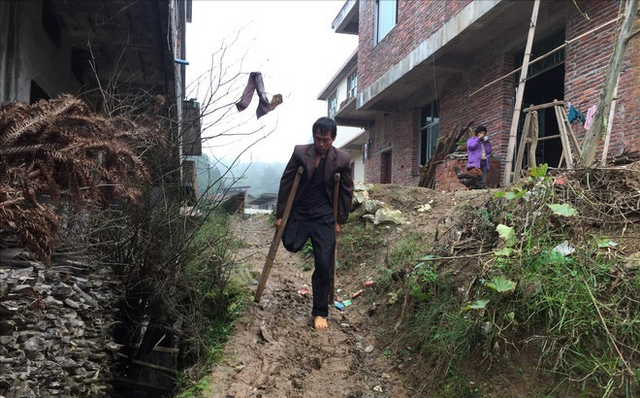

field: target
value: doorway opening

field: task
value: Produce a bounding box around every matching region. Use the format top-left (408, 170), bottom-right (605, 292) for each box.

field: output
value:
top-left (380, 150), bottom-right (392, 184)
top-left (516, 30), bottom-right (566, 169)
top-left (521, 64), bottom-right (565, 168)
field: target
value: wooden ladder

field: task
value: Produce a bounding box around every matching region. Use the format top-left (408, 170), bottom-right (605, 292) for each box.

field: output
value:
top-left (512, 100), bottom-right (582, 182)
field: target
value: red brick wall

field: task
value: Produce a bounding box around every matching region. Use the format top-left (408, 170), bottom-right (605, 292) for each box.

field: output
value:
top-left (363, 54), bottom-right (514, 189)
top-left (434, 158), bottom-right (502, 192)
top-left (364, 109), bottom-right (421, 186)
top-left (358, 0), bottom-right (474, 89)
top-left (360, 0), bottom-right (638, 189)
top-left (565, 0), bottom-right (640, 157)
top-left (439, 54), bottom-right (515, 163)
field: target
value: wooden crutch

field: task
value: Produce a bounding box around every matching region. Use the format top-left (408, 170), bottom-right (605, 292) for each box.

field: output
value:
top-left (329, 173), bottom-right (340, 304)
top-left (254, 166), bottom-right (304, 302)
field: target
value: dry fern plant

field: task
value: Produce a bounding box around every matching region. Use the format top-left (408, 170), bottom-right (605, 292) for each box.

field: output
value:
top-left (0, 94), bottom-right (154, 262)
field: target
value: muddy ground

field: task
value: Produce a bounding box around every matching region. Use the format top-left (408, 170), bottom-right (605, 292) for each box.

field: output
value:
top-left (206, 187), bottom-right (495, 398)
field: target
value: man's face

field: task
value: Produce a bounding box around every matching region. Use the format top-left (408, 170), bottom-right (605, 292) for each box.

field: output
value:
top-left (313, 131), bottom-right (334, 155)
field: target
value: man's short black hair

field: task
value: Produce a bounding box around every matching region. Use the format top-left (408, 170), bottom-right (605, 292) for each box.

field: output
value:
top-left (475, 125), bottom-right (487, 135)
top-left (312, 117), bottom-right (337, 139)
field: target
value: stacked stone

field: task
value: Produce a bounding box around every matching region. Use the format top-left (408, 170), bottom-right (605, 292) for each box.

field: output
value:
top-left (0, 250), bottom-right (122, 398)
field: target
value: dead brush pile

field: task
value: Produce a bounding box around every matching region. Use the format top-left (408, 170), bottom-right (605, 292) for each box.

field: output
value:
top-left (366, 164), bottom-right (639, 397)
top-left (0, 95), bottom-right (153, 262)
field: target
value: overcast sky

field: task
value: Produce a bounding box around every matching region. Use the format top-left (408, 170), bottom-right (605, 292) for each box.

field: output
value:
top-left (186, 1), bottom-right (361, 164)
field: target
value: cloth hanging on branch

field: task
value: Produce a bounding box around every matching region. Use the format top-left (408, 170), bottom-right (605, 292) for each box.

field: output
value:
top-left (567, 104), bottom-right (585, 124)
top-left (235, 72), bottom-right (282, 119)
top-left (584, 105), bottom-right (597, 130)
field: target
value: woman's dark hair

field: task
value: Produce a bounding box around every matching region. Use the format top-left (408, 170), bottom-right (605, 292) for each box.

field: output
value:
top-left (312, 117), bottom-right (337, 139)
top-left (475, 125), bottom-right (487, 135)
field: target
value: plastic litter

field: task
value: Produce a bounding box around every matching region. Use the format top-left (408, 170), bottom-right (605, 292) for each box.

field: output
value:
top-left (352, 289), bottom-right (363, 298)
top-left (365, 280), bottom-right (374, 287)
top-left (297, 285), bottom-right (310, 295)
top-left (342, 300), bottom-right (352, 307)
top-left (334, 301), bottom-right (345, 310)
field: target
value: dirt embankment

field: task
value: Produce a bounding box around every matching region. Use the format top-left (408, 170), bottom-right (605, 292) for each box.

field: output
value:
top-left (206, 187), bottom-right (493, 398)
top-left (208, 172), bottom-right (640, 398)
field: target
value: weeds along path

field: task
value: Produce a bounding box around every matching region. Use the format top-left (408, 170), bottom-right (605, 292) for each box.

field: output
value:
top-left (206, 214), bottom-right (410, 398)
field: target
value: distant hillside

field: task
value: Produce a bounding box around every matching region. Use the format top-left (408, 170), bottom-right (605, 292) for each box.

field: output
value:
top-left (229, 161), bottom-right (286, 197)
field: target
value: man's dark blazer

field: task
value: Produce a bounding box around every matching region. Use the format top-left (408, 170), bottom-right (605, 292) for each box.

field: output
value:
top-left (276, 144), bottom-right (354, 225)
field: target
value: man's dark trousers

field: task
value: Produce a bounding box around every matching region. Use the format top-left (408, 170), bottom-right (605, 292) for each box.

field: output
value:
top-left (282, 214), bottom-right (335, 317)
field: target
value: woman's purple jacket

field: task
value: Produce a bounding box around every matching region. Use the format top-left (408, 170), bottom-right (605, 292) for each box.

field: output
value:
top-left (466, 136), bottom-right (492, 170)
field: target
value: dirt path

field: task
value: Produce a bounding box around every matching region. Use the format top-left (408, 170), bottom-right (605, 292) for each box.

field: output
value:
top-left (206, 214), bottom-right (410, 398)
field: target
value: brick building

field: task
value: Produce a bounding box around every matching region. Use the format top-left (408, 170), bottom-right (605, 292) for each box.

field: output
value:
top-left (320, 0), bottom-right (639, 190)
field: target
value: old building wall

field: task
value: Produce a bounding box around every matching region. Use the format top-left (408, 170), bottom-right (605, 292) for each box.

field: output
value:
top-left (363, 51), bottom-right (512, 189)
top-left (357, 0), bottom-right (474, 90)
top-left (439, 54), bottom-right (515, 164)
top-left (357, 0), bottom-right (637, 189)
top-left (364, 108), bottom-right (421, 186)
top-left (565, 0), bottom-right (640, 157)
top-left (0, 0), bottom-right (81, 103)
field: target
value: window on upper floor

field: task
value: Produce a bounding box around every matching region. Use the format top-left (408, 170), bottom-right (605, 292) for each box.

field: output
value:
top-left (375, 0), bottom-right (397, 44)
top-left (419, 101), bottom-right (439, 167)
top-left (347, 71), bottom-right (357, 99)
top-left (328, 93), bottom-right (338, 119)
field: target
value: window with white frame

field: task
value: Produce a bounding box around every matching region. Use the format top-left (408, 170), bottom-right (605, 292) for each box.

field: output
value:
top-left (348, 71), bottom-right (357, 99)
top-left (419, 101), bottom-right (439, 166)
top-left (376, 0), bottom-right (397, 44)
top-left (328, 93), bottom-right (338, 119)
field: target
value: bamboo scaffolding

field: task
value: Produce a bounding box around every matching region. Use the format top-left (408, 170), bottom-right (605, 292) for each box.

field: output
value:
top-left (469, 16), bottom-right (621, 98)
top-left (503, 0), bottom-right (541, 187)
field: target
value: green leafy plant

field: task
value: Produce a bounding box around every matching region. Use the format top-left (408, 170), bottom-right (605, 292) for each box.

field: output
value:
top-left (462, 299), bottom-right (489, 311)
top-left (496, 224), bottom-right (516, 247)
top-left (547, 203), bottom-right (578, 217)
top-left (485, 276), bottom-right (517, 293)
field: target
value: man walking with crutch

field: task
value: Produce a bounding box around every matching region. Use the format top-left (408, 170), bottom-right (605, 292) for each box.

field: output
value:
top-left (275, 117), bottom-right (353, 331)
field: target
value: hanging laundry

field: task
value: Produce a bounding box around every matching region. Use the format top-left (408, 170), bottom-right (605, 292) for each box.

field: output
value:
top-left (584, 105), bottom-right (597, 130)
top-left (567, 104), bottom-right (585, 124)
top-left (235, 72), bottom-right (282, 119)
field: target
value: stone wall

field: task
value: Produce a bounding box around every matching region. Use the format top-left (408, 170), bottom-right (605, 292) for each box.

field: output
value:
top-left (0, 250), bottom-right (120, 397)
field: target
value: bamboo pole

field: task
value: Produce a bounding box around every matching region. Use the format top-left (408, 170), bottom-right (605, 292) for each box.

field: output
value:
top-left (502, 0), bottom-right (541, 187)
top-left (600, 80), bottom-right (619, 165)
top-left (513, 111), bottom-right (532, 182)
top-left (528, 111), bottom-right (539, 168)
top-left (254, 166), bottom-right (304, 302)
top-left (329, 173), bottom-right (340, 304)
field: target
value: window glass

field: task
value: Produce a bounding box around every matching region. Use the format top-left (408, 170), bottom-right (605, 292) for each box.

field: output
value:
top-left (419, 101), bottom-right (440, 166)
top-left (348, 71), bottom-right (357, 99)
top-left (328, 93), bottom-right (337, 119)
top-left (376, 0), bottom-right (397, 44)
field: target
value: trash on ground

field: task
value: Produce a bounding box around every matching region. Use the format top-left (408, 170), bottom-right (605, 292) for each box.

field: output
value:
top-left (365, 280), bottom-right (374, 287)
top-left (334, 301), bottom-right (345, 310)
top-left (365, 345), bottom-right (374, 353)
top-left (297, 285), bottom-right (310, 295)
top-left (342, 299), bottom-right (352, 307)
top-left (552, 240), bottom-right (575, 256)
top-left (352, 289), bottom-right (363, 298)
top-left (373, 385), bottom-right (383, 392)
